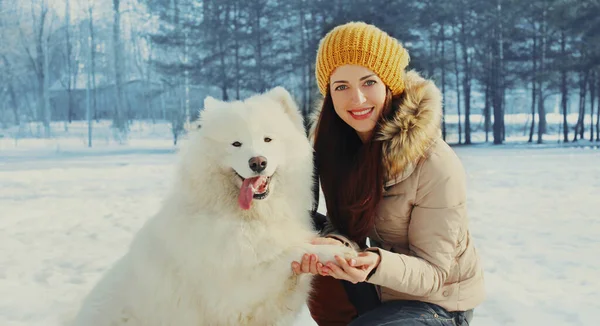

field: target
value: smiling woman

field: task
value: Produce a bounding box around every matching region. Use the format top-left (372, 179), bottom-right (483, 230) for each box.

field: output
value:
top-left (293, 21), bottom-right (485, 326)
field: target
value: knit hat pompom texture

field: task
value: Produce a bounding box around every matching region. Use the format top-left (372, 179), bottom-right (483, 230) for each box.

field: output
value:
top-left (316, 22), bottom-right (410, 96)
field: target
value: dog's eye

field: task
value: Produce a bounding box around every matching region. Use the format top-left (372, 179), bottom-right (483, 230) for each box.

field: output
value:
top-left (232, 141), bottom-right (242, 147)
top-left (264, 137), bottom-right (272, 143)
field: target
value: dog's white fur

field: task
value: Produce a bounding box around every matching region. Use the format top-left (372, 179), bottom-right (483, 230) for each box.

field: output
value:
top-left (70, 87), bottom-right (355, 326)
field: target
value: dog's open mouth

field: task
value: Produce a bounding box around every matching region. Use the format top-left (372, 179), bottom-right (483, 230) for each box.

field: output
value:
top-left (236, 173), bottom-right (271, 210)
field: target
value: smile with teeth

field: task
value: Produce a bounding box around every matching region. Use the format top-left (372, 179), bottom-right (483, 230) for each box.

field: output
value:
top-left (349, 107), bottom-right (374, 119)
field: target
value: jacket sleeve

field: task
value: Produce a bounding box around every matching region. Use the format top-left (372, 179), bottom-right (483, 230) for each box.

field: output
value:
top-left (365, 148), bottom-right (466, 297)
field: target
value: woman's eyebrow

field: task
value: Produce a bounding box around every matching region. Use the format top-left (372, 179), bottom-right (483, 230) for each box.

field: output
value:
top-left (359, 74), bottom-right (375, 81)
top-left (332, 74), bottom-right (376, 84)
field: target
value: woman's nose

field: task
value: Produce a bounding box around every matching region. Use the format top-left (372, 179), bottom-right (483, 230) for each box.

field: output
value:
top-left (349, 88), bottom-right (366, 105)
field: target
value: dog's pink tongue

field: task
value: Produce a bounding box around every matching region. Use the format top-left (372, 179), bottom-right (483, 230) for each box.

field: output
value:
top-left (238, 176), bottom-right (262, 210)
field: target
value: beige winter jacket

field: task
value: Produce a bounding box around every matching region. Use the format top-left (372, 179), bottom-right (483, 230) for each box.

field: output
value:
top-left (314, 71), bottom-right (485, 312)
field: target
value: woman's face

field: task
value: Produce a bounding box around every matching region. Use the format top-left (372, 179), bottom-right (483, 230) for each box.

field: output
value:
top-left (329, 65), bottom-right (387, 143)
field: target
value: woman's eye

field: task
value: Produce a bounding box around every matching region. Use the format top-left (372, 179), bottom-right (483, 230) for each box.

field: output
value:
top-left (264, 137), bottom-right (272, 143)
top-left (232, 141), bottom-right (242, 147)
top-left (334, 85), bottom-right (348, 91)
top-left (364, 80), bottom-right (376, 86)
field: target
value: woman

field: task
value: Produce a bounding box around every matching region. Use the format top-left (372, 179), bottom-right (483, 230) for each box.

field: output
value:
top-left (292, 22), bottom-right (485, 325)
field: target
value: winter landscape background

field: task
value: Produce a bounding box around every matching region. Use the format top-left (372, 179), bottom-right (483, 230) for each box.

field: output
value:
top-left (1, 0), bottom-right (600, 325)
top-left (1, 120), bottom-right (599, 326)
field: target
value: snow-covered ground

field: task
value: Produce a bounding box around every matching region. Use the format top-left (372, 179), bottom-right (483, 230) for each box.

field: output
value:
top-left (1, 122), bottom-right (599, 326)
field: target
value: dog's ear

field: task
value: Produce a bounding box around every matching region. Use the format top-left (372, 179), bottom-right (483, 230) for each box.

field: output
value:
top-left (203, 96), bottom-right (223, 111)
top-left (199, 96), bottom-right (225, 122)
top-left (265, 87), bottom-right (305, 132)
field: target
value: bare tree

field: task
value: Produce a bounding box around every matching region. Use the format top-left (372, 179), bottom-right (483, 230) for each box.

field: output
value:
top-left (440, 22), bottom-right (447, 141)
top-left (491, 0), bottom-right (505, 145)
top-left (596, 70), bottom-right (600, 142)
top-left (249, 0), bottom-right (266, 93)
top-left (573, 69), bottom-right (589, 141)
top-left (452, 27), bottom-right (463, 144)
top-left (19, 0), bottom-right (50, 136)
top-left (528, 27), bottom-right (537, 143)
top-left (597, 76), bottom-right (600, 141)
top-left (294, 0), bottom-right (328, 119)
top-left (112, 0), bottom-right (127, 134)
top-left (559, 30), bottom-right (569, 142)
top-left (537, 5), bottom-right (549, 143)
top-left (202, 0), bottom-right (233, 100)
top-left (0, 55), bottom-right (20, 126)
top-left (87, 0), bottom-right (98, 122)
top-left (297, 0), bottom-right (309, 115)
top-left (458, 9), bottom-right (473, 144)
top-left (590, 71), bottom-right (596, 141)
top-left (64, 0), bottom-right (75, 123)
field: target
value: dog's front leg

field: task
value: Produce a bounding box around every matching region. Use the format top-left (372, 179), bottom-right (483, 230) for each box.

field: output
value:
top-left (286, 243), bottom-right (357, 267)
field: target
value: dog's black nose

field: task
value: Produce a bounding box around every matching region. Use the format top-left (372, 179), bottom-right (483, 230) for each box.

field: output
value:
top-left (249, 156), bottom-right (267, 173)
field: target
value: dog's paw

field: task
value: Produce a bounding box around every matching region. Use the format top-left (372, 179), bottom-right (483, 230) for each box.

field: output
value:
top-left (312, 244), bottom-right (357, 263)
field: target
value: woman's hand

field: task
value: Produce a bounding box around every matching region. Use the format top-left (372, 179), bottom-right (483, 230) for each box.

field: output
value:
top-left (291, 237), bottom-right (344, 275)
top-left (319, 251), bottom-right (381, 284)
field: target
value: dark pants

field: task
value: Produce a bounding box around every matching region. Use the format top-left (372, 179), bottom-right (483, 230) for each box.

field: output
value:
top-left (349, 300), bottom-right (473, 326)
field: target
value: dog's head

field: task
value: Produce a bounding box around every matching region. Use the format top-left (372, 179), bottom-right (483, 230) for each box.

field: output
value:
top-left (192, 87), bottom-right (312, 210)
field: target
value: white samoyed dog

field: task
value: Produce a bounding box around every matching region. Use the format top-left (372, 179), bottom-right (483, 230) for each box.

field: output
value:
top-left (70, 87), bottom-right (356, 326)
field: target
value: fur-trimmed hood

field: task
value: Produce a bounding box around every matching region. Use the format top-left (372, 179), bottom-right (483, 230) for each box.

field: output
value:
top-left (309, 70), bottom-right (443, 186)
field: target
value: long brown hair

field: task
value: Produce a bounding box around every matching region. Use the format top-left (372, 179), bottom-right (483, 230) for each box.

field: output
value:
top-left (314, 88), bottom-right (400, 244)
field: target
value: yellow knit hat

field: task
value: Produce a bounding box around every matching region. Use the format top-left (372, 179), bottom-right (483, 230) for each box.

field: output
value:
top-left (315, 22), bottom-right (410, 96)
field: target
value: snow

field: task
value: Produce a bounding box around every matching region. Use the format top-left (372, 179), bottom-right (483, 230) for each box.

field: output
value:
top-left (457, 146), bottom-right (600, 325)
top-left (0, 121), bottom-right (599, 325)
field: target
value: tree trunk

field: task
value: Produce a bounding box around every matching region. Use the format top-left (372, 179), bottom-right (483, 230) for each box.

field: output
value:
top-left (597, 71), bottom-right (600, 141)
top-left (498, 0), bottom-right (505, 143)
top-left (428, 31), bottom-right (435, 79)
top-left (440, 22), bottom-right (447, 141)
top-left (307, 7), bottom-right (323, 116)
top-left (252, 0), bottom-right (265, 93)
top-left (146, 37), bottom-right (154, 122)
top-left (537, 13), bottom-right (547, 144)
top-left (590, 72), bottom-right (596, 142)
top-left (452, 28), bottom-right (462, 144)
top-left (65, 0), bottom-right (74, 123)
top-left (536, 88), bottom-right (546, 143)
top-left (31, 0), bottom-right (50, 137)
top-left (0, 55), bottom-right (20, 126)
top-left (573, 70), bottom-right (588, 141)
top-left (233, 0), bottom-right (241, 100)
top-left (492, 1), bottom-right (503, 145)
top-left (529, 31), bottom-right (537, 143)
top-left (492, 46), bottom-right (502, 145)
top-left (86, 2), bottom-right (93, 147)
top-left (8, 81), bottom-right (19, 126)
top-left (112, 0), bottom-right (127, 133)
top-left (560, 31), bottom-right (569, 143)
top-left (42, 24), bottom-right (51, 137)
top-left (579, 72), bottom-right (587, 140)
top-left (88, 1), bottom-right (98, 122)
top-left (299, 0), bottom-right (308, 117)
top-left (459, 17), bottom-right (472, 144)
top-left (218, 1), bottom-right (231, 102)
top-left (485, 77), bottom-right (491, 143)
